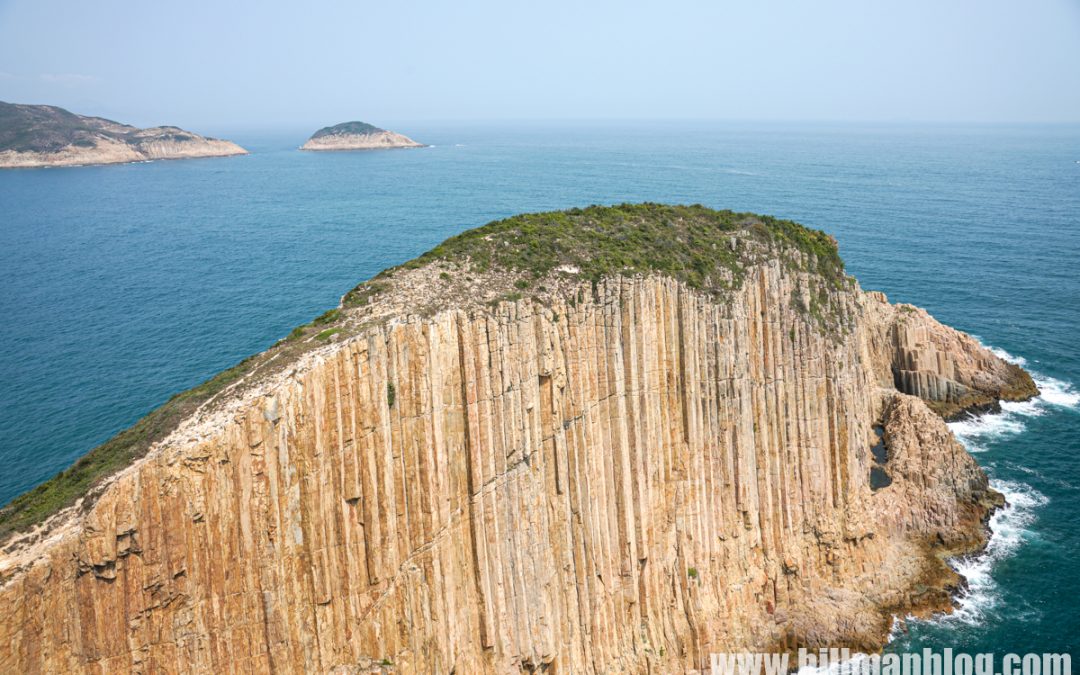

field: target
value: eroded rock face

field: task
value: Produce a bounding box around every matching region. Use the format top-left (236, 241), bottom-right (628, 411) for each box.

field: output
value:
top-left (0, 261), bottom-right (1028, 673)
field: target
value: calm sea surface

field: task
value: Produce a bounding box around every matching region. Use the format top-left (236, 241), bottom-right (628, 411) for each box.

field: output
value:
top-left (1, 122), bottom-right (1077, 655)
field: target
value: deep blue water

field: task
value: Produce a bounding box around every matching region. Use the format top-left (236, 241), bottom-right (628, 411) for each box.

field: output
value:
top-left (1, 122), bottom-right (1077, 657)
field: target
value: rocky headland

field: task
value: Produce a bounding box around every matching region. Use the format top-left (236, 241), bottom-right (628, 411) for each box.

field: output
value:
top-left (0, 101), bottom-right (247, 169)
top-left (300, 121), bottom-right (425, 151)
top-left (0, 205), bottom-right (1037, 673)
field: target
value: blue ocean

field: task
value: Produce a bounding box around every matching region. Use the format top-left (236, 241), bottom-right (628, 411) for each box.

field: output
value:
top-left (1, 122), bottom-right (1077, 656)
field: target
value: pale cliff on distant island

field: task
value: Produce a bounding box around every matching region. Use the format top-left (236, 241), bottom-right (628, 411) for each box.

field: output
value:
top-left (300, 120), bottom-right (424, 151)
top-left (0, 101), bottom-right (247, 169)
top-left (0, 205), bottom-right (1039, 674)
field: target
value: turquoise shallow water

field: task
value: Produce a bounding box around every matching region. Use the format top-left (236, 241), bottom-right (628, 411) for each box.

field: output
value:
top-left (1, 122), bottom-right (1078, 656)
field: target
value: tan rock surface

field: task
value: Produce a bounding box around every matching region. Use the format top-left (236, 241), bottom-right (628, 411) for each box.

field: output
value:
top-left (0, 242), bottom-right (1030, 673)
top-left (864, 295), bottom-right (1037, 419)
top-left (0, 126), bottom-right (247, 169)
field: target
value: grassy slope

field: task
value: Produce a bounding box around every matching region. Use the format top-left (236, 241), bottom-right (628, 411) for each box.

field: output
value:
top-left (0, 101), bottom-right (113, 153)
top-left (0, 101), bottom-right (204, 155)
top-left (388, 203), bottom-right (843, 288)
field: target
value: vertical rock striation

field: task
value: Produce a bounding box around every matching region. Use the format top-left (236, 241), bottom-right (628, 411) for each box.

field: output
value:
top-left (0, 207), bottom-right (1036, 673)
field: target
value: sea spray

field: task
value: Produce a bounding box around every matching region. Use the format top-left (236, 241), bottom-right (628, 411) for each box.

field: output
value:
top-left (948, 342), bottom-right (1080, 453)
top-left (882, 341), bottom-right (1070, 639)
top-left (941, 479), bottom-right (1048, 627)
top-left (907, 341), bottom-right (1071, 632)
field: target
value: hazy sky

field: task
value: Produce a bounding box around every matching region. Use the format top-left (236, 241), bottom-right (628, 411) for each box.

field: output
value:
top-left (1, 0), bottom-right (1078, 129)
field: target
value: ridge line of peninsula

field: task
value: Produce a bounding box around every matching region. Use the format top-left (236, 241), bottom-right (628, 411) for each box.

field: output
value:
top-left (0, 101), bottom-right (247, 169)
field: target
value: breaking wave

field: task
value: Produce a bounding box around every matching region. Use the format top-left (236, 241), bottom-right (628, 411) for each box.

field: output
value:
top-left (933, 479), bottom-right (1048, 626)
top-left (947, 342), bottom-right (1079, 452)
top-left (801, 477), bottom-right (1048, 669)
top-left (912, 340), bottom-right (1066, 630)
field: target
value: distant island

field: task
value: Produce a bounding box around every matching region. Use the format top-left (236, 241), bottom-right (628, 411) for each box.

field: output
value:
top-left (0, 101), bottom-right (247, 169)
top-left (300, 120), bottom-right (424, 151)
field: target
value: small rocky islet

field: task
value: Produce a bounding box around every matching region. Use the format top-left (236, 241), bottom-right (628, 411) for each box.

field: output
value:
top-left (300, 120), bottom-right (424, 151)
top-left (0, 103), bottom-right (425, 166)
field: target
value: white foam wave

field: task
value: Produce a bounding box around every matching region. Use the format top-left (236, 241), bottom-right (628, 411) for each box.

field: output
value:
top-left (723, 168), bottom-right (760, 176)
top-left (983, 342), bottom-right (1078, 410)
top-left (803, 476), bottom-right (1043, 671)
top-left (948, 413), bottom-right (1025, 452)
top-left (1033, 374), bottom-right (1080, 408)
top-left (986, 345), bottom-right (1027, 367)
top-left (946, 341), bottom-right (1078, 451)
top-left (925, 479), bottom-right (1047, 627)
top-left (915, 339), bottom-right (1060, 631)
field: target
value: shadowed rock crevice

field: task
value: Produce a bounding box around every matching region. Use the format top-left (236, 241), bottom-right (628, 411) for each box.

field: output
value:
top-left (869, 426), bottom-right (892, 490)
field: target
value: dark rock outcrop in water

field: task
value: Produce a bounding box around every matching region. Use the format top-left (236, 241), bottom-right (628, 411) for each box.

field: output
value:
top-left (300, 120), bottom-right (424, 151)
top-left (0, 205), bottom-right (1037, 673)
top-left (0, 101), bottom-right (247, 168)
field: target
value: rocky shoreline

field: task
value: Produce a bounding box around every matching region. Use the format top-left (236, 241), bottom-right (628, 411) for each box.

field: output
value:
top-left (0, 139), bottom-right (247, 169)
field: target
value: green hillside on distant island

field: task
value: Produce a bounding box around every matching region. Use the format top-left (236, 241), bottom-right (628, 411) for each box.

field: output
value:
top-left (0, 101), bottom-right (247, 168)
top-left (309, 121), bottom-right (384, 138)
top-left (1, 102), bottom-right (190, 153)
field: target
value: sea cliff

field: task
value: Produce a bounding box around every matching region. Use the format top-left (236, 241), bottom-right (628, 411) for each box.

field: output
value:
top-left (0, 101), bottom-right (247, 169)
top-left (0, 205), bottom-right (1036, 673)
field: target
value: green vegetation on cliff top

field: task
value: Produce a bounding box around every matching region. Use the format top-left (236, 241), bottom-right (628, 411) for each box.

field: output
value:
top-left (372, 202), bottom-right (844, 291)
top-left (0, 204), bottom-right (844, 542)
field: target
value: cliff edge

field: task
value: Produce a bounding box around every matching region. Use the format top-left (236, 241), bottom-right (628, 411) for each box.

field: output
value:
top-left (0, 101), bottom-right (248, 169)
top-left (300, 121), bottom-right (425, 151)
top-left (0, 205), bottom-right (1037, 673)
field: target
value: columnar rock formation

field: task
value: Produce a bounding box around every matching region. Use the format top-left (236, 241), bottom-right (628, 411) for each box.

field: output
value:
top-left (873, 301), bottom-right (1035, 419)
top-left (0, 206), bottom-right (1036, 673)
